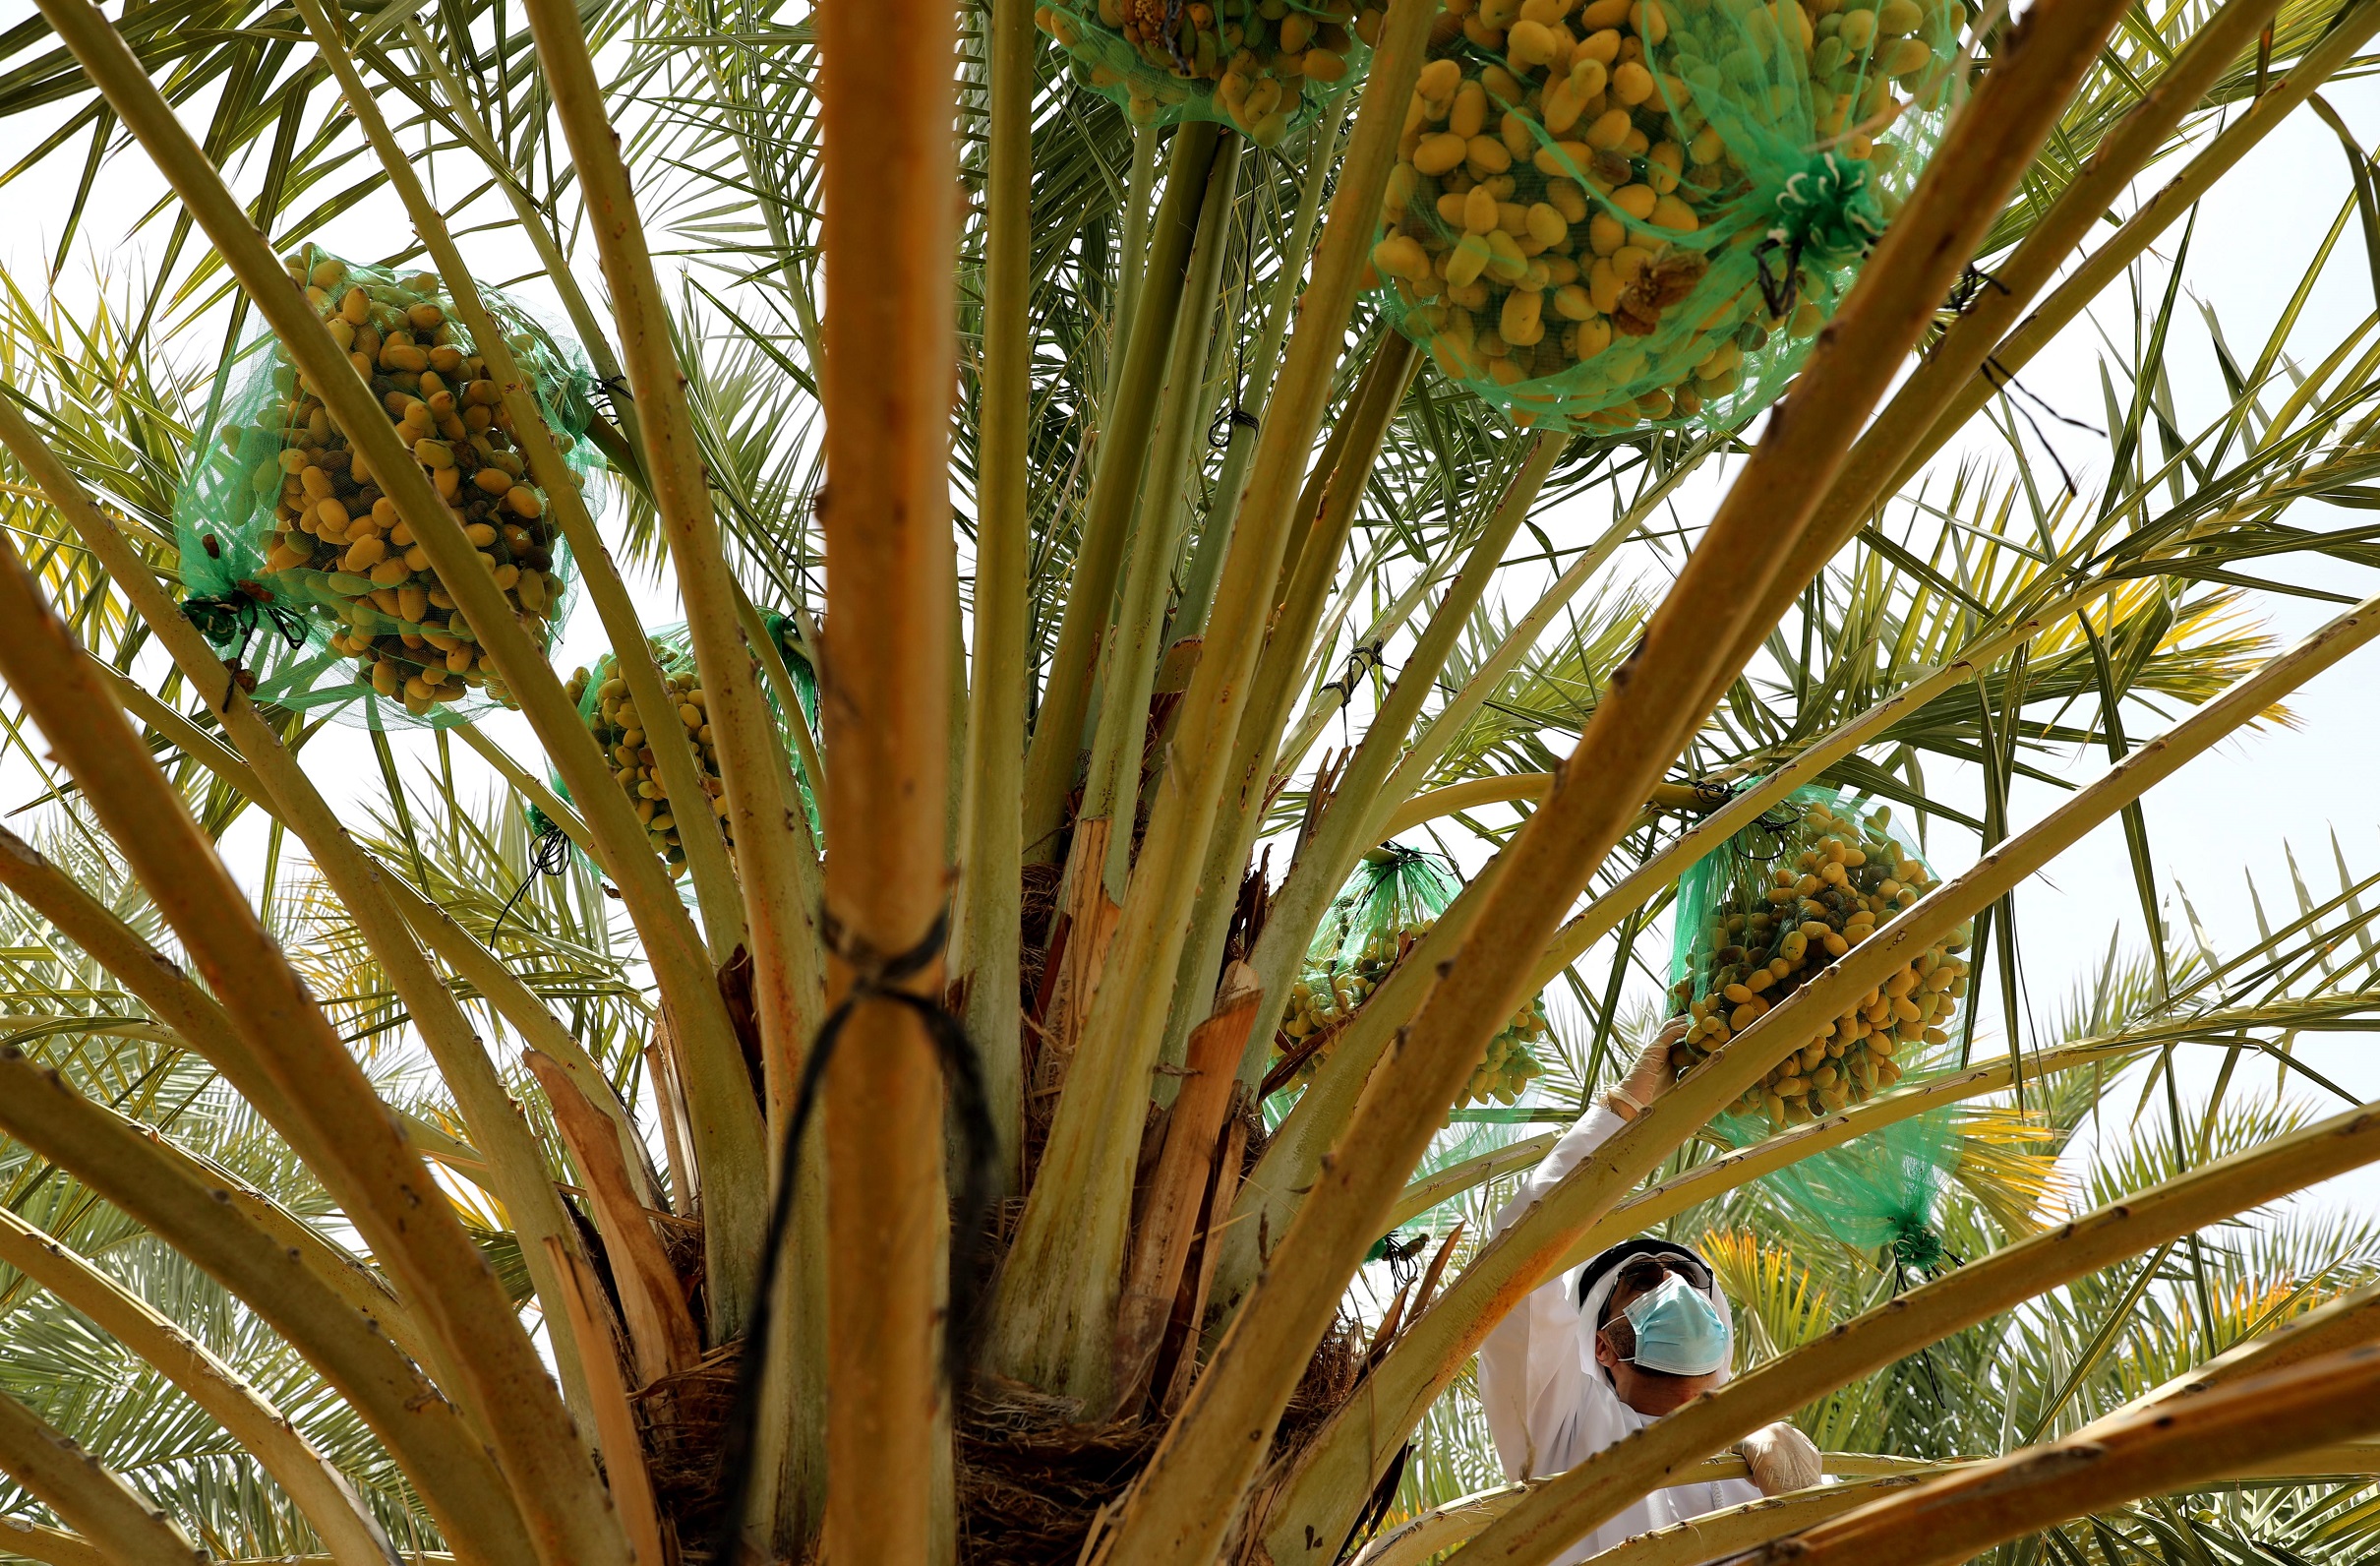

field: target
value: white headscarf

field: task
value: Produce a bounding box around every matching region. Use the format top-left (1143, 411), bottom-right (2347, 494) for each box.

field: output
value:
top-left (1572, 1237), bottom-right (1740, 1393)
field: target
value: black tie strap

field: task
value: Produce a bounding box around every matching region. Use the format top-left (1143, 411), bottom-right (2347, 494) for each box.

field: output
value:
top-left (709, 902), bottom-right (998, 1560)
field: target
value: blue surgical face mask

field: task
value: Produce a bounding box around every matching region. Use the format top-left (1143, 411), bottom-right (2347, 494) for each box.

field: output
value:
top-left (1621, 1274), bottom-right (1731, 1376)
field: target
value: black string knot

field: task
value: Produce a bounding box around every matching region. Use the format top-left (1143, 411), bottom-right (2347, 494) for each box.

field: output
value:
top-left (1322, 638), bottom-right (1390, 706)
top-left (1947, 262), bottom-right (2011, 316)
top-left (710, 900), bottom-right (998, 1562)
top-left (1690, 778), bottom-right (1735, 812)
top-left (1208, 404), bottom-right (1260, 451)
top-left (181, 583), bottom-right (306, 697)
top-left (1741, 803), bottom-right (1806, 863)
top-left (489, 823), bottom-right (571, 944)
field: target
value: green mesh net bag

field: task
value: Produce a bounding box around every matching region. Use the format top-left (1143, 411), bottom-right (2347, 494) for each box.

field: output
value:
top-left (761, 609), bottom-right (825, 837)
top-left (557, 617), bottom-right (825, 875)
top-left (1754, 1103), bottom-right (1960, 1273)
top-left (1366, 0), bottom-right (1957, 432)
top-left (1666, 785), bottom-right (1972, 1262)
top-left (1034, 0), bottom-right (1372, 140)
top-left (1271, 845), bottom-right (1551, 1109)
top-left (173, 243), bottom-right (599, 727)
top-left (1665, 785), bottom-right (1972, 1126)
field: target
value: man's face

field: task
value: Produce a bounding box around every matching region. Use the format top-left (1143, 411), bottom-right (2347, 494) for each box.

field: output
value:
top-left (1594, 1268), bottom-right (1725, 1416)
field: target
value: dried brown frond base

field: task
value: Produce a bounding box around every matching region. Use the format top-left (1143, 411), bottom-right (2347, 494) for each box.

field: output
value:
top-left (959, 1317), bottom-right (1364, 1566)
top-left (636, 1340), bottom-right (744, 1563)
top-left (958, 1383), bottom-right (1161, 1566)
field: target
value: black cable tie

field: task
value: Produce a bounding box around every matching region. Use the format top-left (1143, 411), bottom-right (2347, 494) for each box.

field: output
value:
top-left (488, 824), bottom-right (571, 945)
top-left (1208, 404), bottom-right (1260, 451)
top-left (709, 902), bottom-right (998, 1565)
top-left (1946, 262), bottom-right (2012, 316)
top-left (1322, 638), bottom-right (1390, 706)
top-left (182, 585), bottom-right (306, 700)
top-left (1740, 803), bottom-right (1806, 863)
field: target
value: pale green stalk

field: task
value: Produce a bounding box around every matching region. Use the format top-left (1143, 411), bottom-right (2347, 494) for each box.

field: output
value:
top-left (955, 0), bottom-right (1033, 1195)
top-left (294, 0), bottom-right (748, 959)
top-left (1170, 87), bottom-right (1354, 640)
top-left (983, 0), bottom-right (1433, 1407)
top-left (1379, 434), bottom-right (1720, 810)
top-left (1237, 435), bottom-right (1560, 1085)
top-left (1088, 144), bottom-right (1242, 899)
top-left (1021, 123), bottom-right (1227, 863)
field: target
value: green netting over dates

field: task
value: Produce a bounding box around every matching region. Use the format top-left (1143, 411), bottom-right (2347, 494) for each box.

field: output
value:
top-left (1665, 784), bottom-right (1972, 1261)
top-left (1271, 845), bottom-right (1552, 1112)
top-left (1666, 784), bottom-right (1971, 1122)
top-left (558, 618), bottom-right (824, 876)
top-left (1034, 0), bottom-right (1373, 140)
top-left (173, 243), bottom-right (600, 729)
top-left (1368, 0), bottom-right (1957, 432)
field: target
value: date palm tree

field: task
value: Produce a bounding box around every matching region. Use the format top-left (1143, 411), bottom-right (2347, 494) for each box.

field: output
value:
top-left (0, 0), bottom-right (2376, 1559)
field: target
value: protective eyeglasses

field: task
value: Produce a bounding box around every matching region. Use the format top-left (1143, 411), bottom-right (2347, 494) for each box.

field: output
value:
top-left (1612, 1251), bottom-right (1712, 1299)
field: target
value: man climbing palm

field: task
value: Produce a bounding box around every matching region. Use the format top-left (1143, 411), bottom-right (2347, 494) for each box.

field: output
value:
top-left (1478, 1020), bottom-right (1823, 1564)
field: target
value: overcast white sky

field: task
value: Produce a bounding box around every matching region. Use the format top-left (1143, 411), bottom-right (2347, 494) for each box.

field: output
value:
top-left (0, 13), bottom-right (2375, 1226)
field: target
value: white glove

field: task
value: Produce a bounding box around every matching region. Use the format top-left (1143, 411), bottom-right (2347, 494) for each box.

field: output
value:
top-left (1740, 1421), bottom-right (1822, 1495)
top-left (1609, 1017), bottom-right (1688, 1117)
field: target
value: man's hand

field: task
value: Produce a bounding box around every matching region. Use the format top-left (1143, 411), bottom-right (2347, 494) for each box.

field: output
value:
top-left (1608, 1016), bottom-right (1688, 1117)
top-left (1739, 1421), bottom-right (1822, 1495)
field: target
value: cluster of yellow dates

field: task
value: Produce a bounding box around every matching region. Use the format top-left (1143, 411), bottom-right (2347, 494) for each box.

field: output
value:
top-left (1278, 923), bottom-right (1550, 1108)
top-left (236, 247), bottom-right (568, 714)
top-left (564, 650), bottom-right (730, 874)
top-left (1370, 0), bottom-right (1943, 428)
top-left (1035, 0), bottom-right (1367, 140)
top-left (1668, 800), bottom-right (1970, 1129)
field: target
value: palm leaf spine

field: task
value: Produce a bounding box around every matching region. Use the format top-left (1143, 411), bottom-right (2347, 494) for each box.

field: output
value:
top-left (1865, 0), bottom-right (2380, 542)
top-left (955, 0), bottom-right (1033, 1187)
top-left (397, 18), bottom-right (643, 454)
top-left (1169, 90), bottom-right (1352, 641)
top-left (1370, 431), bottom-right (1723, 817)
top-left (1237, 432), bottom-right (1560, 1089)
top-left (1696, 0), bottom-right (2335, 716)
top-left (1737, 1345), bottom-right (2380, 1566)
top-left (987, 0), bottom-right (1432, 1404)
top-left (1021, 122), bottom-right (1227, 865)
top-left (0, 1051), bottom-right (539, 1564)
top-left (1160, 337), bottom-right (1422, 1099)
top-left (451, 725), bottom-right (598, 856)
top-left (0, 282), bottom-right (625, 1566)
top-left (0, 1386), bottom-right (207, 1566)
top-left (521, 0), bottom-right (810, 1340)
top-left (1266, 576), bottom-right (2380, 1556)
top-left (540, 1238), bottom-right (669, 1566)
top-left (30, 0), bottom-right (741, 1428)
top-left (0, 380), bottom-right (609, 1432)
top-left (0, 1205), bottom-right (402, 1566)
top-left (1171, 0), bottom-right (2156, 1540)
top-left (295, 0), bottom-right (752, 961)
top-left (1428, 586), bottom-right (2380, 1565)
top-left (1086, 141), bottom-right (1245, 901)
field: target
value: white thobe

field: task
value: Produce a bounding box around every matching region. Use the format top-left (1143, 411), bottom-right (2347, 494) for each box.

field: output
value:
top-left (1475, 1105), bottom-right (1761, 1565)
